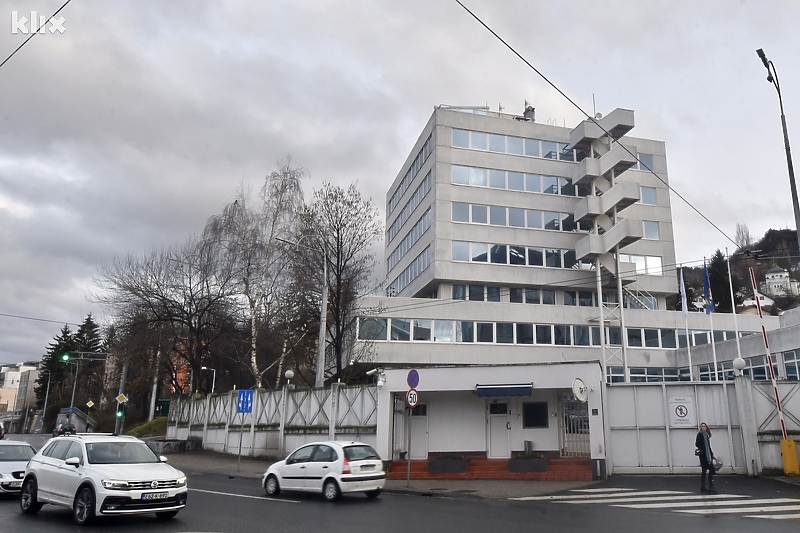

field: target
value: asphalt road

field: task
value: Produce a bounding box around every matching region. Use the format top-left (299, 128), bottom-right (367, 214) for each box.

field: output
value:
top-left (5, 434), bottom-right (800, 532)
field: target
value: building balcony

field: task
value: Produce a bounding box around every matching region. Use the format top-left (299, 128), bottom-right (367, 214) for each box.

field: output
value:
top-left (575, 218), bottom-right (643, 261)
top-left (573, 143), bottom-right (638, 186)
top-left (574, 181), bottom-right (641, 223)
top-left (569, 108), bottom-right (635, 151)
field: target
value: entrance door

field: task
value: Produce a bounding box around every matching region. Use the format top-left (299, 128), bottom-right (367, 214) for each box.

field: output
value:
top-left (488, 402), bottom-right (510, 458)
top-left (559, 392), bottom-right (590, 457)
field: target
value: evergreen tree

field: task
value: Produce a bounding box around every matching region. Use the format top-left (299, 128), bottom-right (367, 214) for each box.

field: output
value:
top-left (35, 325), bottom-right (77, 423)
top-left (707, 250), bottom-right (743, 313)
top-left (74, 314), bottom-right (106, 410)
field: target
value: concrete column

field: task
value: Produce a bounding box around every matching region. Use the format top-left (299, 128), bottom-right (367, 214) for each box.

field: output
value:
top-left (328, 383), bottom-right (340, 440)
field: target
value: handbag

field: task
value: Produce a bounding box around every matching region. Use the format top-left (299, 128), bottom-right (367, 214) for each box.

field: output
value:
top-left (713, 457), bottom-right (723, 471)
top-left (694, 448), bottom-right (702, 456)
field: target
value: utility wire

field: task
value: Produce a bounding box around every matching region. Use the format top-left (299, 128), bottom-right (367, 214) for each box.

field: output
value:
top-left (0, 0), bottom-right (74, 70)
top-left (0, 312), bottom-right (81, 327)
top-left (452, 0), bottom-right (738, 250)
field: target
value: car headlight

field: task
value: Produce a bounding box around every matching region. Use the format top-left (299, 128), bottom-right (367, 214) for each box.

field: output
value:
top-left (175, 476), bottom-right (187, 487)
top-left (102, 479), bottom-right (131, 490)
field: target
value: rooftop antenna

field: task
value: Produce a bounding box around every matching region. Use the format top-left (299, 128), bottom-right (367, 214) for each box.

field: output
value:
top-left (592, 93), bottom-right (596, 118)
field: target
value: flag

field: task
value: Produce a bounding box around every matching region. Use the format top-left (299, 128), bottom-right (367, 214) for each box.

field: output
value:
top-left (679, 267), bottom-right (688, 317)
top-left (703, 263), bottom-right (715, 314)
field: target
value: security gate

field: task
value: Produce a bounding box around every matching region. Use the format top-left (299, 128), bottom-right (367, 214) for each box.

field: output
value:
top-left (560, 391), bottom-right (590, 457)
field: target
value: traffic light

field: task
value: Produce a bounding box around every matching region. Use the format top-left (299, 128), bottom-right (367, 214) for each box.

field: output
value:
top-left (115, 403), bottom-right (127, 419)
top-left (60, 353), bottom-right (70, 363)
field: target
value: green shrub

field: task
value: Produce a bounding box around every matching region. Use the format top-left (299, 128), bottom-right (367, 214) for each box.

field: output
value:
top-left (126, 417), bottom-right (168, 437)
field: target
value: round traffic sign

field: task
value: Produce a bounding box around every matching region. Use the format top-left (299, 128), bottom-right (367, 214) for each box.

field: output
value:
top-left (406, 388), bottom-right (419, 408)
top-left (407, 369), bottom-right (419, 389)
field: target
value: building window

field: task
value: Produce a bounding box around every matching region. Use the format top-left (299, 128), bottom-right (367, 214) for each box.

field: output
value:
top-left (554, 325), bottom-right (571, 346)
top-left (452, 284), bottom-right (466, 300)
top-left (413, 320), bottom-right (431, 341)
top-left (434, 321), bottom-right (453, 342)
top-left (456, 321), bottom-right (474, 343)
top-left (643, 220), bottom-right (660, 240)
top-left (487, 286), bottom-right (501, 302)
top-left (358, 318), bottom-right (387, 341)
top-left (564, 291), bottom-right (577, 306)
top-left (469, 285), bottom-right (485, 301)
top-left (640, 186), bottom-right (657, 205)
top-left (517, 323), bottom-right (534, 344)
top-left (497, 323), bottom-right (514, 343)
top-left (510, 288), bottom-right (523, 303)
top-left (785, 350), bottom-right (799, 380)
top-left (391, 319), bottom-right (411, 341)
top-left (477, 323), bottom-right (494, 343)
top-left (637, 153), bottom-right (654, 171)
top-left (522, 402), bottom-right (549, 428)
top-left (644, 329), bottom-right (660, 348)
top-left (536, 325), bottom-right (552, 344)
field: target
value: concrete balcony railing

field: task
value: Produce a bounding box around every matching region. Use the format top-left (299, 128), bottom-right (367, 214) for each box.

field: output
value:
top-left (575, 218), bottom-right (643, 262)
top-left (573, 143), bottom-right (638, 186)
top-left (569, 108), bottom-right (635, 151)
top-left (574, 181), bottom-right (641, 223)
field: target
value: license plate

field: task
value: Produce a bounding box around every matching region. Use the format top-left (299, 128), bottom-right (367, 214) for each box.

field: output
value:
top-left (360, 464), bottom-right (375, 471)
top-left (141, 491), bottom-right (169, 500)
top-left (9, 481), bottom-right (22, 488)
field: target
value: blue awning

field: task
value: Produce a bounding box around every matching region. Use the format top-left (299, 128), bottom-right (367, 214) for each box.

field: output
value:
top-left (475, 383), bottom-right (533, 397)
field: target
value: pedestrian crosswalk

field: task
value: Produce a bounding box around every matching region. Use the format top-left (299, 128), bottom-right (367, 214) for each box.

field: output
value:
top-left (510, 487), bottom-right (800, 520)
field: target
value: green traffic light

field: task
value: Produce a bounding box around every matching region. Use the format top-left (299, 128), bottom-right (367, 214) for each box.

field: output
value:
top-left (115, 410), bottom-right (123, 418)
top-left (61, 353), bottom-right (70, 362)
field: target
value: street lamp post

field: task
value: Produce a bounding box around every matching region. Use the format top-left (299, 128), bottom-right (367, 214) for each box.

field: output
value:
top-left (756, 48), bottom-right (800, 256)
top-left (201, 366), bottom-right (216, 394)
top-left (277, 236), bottom-right (329, 388)
top-left (41, 369), bottom-right (51, 427)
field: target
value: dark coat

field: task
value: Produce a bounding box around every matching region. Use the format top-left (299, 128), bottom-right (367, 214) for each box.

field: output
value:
top-left (695, 431), bottom-right (714, 466)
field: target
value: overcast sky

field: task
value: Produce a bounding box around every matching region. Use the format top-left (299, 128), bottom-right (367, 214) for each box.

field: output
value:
top-left (1, 0), bottom-right (798, 365)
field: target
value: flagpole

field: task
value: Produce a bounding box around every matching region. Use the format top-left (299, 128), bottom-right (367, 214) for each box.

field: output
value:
top-left (726, 247), bottom-right (743, 361)
top-left (679, 266), bottom-right (693, 381)
top-left (704, 258), bottom-right (719, 380)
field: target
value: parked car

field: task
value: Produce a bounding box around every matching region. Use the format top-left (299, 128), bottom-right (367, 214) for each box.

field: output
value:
top-left (52, 423), bottom-right (76, 437)
top-left (20, 434), bottom-right (187, 525)
top-left (0, 423), bottom-right (5, 440)
top-left (0, 440), bottom-right (36, 495)
top-left (262, 441), bottom-right (385, 502)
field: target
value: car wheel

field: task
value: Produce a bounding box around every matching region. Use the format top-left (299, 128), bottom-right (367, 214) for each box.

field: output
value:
top-left (264, 475), bottom-right (280, 497)
top-left (323, 479), bottom-right (341, 502)
top-left (20, 478), bottom-right (43, 514)
top-left (365, 488), bottom-right (382, 499)
top-left (73, 487), bottom-right (95, 525)
top-left (155, 510), bottom-right (180, 520)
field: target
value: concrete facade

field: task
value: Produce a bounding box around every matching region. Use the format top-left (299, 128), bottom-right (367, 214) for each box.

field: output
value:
top-left (352, 104), bottom-right (786, 467)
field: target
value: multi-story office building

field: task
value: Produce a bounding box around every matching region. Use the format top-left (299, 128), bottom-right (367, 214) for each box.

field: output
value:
top-left (358, 104), bottom-right (781, 469)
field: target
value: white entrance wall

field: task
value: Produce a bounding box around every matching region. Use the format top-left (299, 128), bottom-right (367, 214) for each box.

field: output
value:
top-left (375, 363), bottom-right (604, 461)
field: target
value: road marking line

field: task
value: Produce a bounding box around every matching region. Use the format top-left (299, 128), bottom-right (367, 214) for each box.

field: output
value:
top-left (190, 488), bottom-right (300, 503)
top-left (678, 505), bottom-right (800, 515)
top-left (566, 494), bottom-right (749, 505)
top-left (571, 488), bottom-right (636, 493)
top-left (511, 490), bottom-right (687, 501)
top-left (617, 498), bottom-right (798, 509)
top-left (750, 514), bottom-right (800, 519)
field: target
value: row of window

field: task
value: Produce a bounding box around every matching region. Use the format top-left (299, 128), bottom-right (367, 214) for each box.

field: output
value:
top-left (386, 245), bottom-right (431, 297)
top-left (453, 202), bottom-right (591, 232)
top-left (451, 164), bottom-right (659, 207)
top-left (387, 208), bottom-right (432, 273)
top-left (453, 128), bottom-right (582, 161)
top-left (452, 165), bottom-right (585, 196)
top-left (388, 134), bottom-right (433, 216)
top-left (452, 283), bottom-right (657, 310)
top-left (452, 240), bottom-right (586, 270)
top-left (387, 170), bottom-right (432, 243)
top-left (359, 316), bottom-right (753, 351)
top-left (452, 201), bottom-right (662, 240)
top-left (451, 128), bottom-right (655, 175)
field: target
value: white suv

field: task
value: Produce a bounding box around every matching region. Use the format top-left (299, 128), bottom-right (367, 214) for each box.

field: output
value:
top-left (20, 434), bottom-right (187, 525)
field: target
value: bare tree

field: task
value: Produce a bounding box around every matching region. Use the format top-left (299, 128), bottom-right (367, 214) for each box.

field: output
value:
top-left (202, 164), bottom-right (305, 388)
top-left (735, 223), bottom-right (754, 250)
top-left (92, 238), bottom-right (239, 393)
top-left (297, 182), bottom-right (383, 383)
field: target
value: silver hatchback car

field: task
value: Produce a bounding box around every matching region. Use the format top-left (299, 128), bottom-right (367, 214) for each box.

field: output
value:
top-left (262, 441), bottom-right (385, 501)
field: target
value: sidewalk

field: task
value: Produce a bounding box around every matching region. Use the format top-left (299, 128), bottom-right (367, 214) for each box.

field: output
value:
top-left (162, 449), bottom-right (595, 499)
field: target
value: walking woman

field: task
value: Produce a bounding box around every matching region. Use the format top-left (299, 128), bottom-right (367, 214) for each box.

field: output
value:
top-left (696, 422), bottom-right (715, 493)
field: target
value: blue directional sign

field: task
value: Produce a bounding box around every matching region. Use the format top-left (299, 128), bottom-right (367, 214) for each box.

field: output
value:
top-left (237, 389), bottom-right (254, 414)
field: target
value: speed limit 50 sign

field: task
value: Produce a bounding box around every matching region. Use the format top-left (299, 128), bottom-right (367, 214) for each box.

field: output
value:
top-left (406, 388), bottom-right (418, 408)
